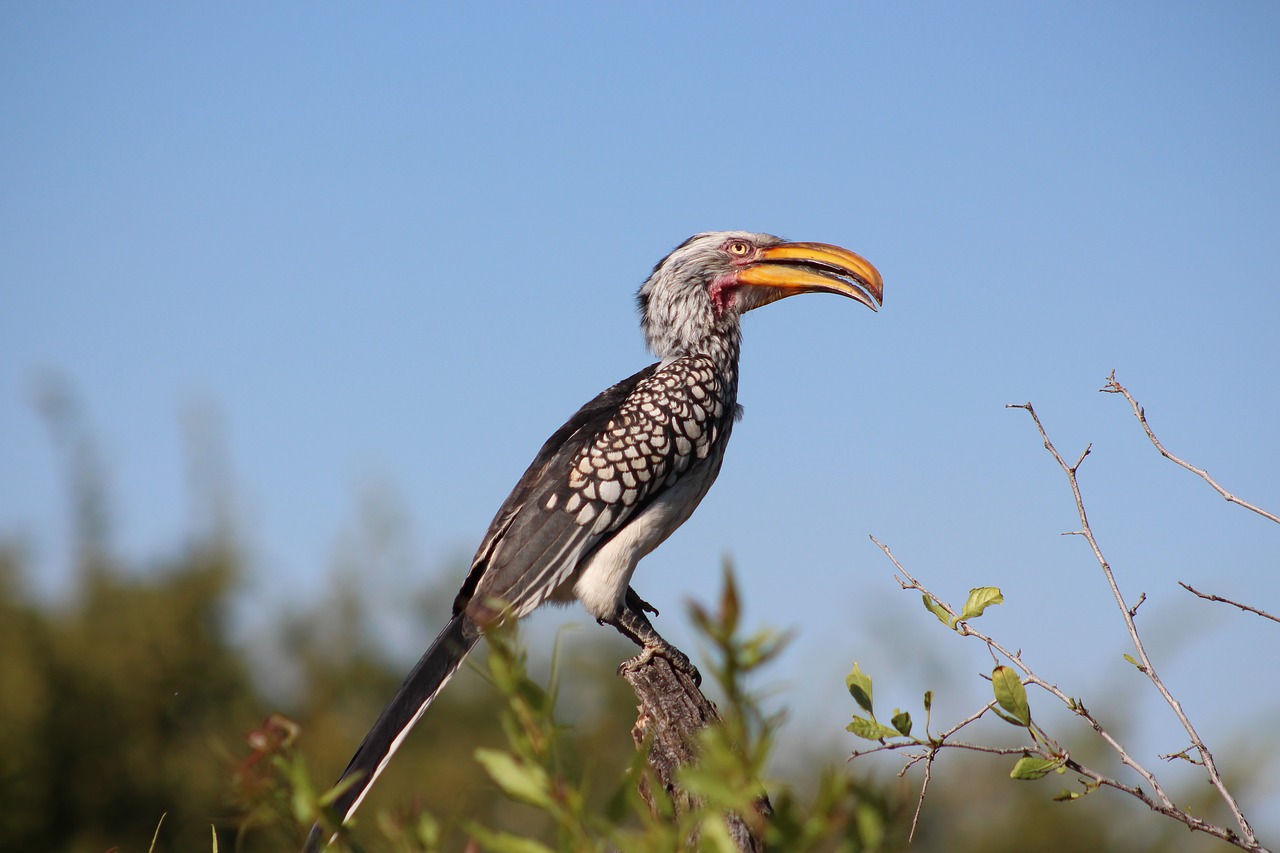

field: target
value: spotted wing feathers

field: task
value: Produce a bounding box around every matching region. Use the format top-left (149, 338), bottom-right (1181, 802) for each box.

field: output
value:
top-left (458, 356), bottom-right (734, 622)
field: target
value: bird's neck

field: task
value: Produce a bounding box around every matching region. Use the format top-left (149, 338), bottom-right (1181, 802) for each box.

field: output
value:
top-left (656, 318), bottom-right (742, 378)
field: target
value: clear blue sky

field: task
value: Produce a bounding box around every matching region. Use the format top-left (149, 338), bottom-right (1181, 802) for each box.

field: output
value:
top-left (3, 1), bottom-right (1277, 831)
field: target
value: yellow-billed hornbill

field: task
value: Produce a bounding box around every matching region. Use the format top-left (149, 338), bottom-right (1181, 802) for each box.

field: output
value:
top-left (304, 231), bottom-right (882, 850)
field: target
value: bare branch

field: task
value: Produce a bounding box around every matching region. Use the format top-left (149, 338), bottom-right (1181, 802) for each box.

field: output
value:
top-left (1007, 401), bottom-right (1262, 849)
top-left (1179, 582), bottom-right (1280, 625)
top-left (1101, 372), bottom-right (1280, 525)
top-left (907, 750), bottom-right (933, 845)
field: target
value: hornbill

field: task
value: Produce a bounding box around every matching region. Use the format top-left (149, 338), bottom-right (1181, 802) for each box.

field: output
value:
top-left (303, 231), bottom-right (883, 850)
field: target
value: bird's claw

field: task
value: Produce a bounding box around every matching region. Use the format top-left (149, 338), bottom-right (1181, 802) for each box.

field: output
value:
top-left (619, 643), bottom-right (702, 686)
top-left (603, 596), bottom-right (699, 684)
top-left (625, 586), bottom-right (660, 617)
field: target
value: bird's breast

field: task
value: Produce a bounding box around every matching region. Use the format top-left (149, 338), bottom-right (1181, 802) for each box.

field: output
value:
top-left (559, 356), bottom-right (736, 523)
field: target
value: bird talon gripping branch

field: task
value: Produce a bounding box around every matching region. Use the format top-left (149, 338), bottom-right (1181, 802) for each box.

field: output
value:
top-left (604, 595), bottom-right (703, 684)
top-left (304, 231), bottom-right (882, 851)
top-left (619, 644), bottom-right (703, 686)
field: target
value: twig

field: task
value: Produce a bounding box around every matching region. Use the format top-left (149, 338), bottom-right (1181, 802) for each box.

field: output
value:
top-left (907, 749), bottom-right (933, 845)
top-left (1006, 402), bottom-right (1261, 850)
top-left (1101, 372), bottom-right (1280, 525)
top-left (1179, 582), bottom-right (1280, 625)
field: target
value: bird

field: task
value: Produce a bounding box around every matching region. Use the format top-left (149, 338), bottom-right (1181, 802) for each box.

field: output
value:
top-left (303, 230), bottom-right (883, 850)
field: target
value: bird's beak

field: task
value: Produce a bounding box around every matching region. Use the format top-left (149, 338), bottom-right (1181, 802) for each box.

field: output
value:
top-left (735, 242), bottom-right (884, 312)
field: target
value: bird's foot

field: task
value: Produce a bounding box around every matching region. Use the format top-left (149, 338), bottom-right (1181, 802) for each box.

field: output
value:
top-left (625, 586), bottom-right (660, 617)
top-left (619, 641), bottom-right (702, 686)
top-left (603, 601), bottom-right (701, 685)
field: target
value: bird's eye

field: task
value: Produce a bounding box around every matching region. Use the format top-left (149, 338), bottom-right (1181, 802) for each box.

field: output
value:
top-left (726, 240), bottom-right (752, 256)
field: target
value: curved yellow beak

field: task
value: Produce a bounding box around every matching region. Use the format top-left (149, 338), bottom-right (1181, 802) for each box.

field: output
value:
top-left (736, 241), bottom-right (883, 312)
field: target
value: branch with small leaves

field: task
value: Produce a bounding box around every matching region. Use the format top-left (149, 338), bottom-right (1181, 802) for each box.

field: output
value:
top-left (845, 386), bottom-right (1275, 853)
top-left (855, 545), bottom-right (1195, 834)
top-left (1006, 399), bottom-right (1264, 849)
top-left (853, 542), bottom-right (1271, 852)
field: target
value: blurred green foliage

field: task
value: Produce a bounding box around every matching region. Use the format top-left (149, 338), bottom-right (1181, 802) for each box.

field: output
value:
top-left (0, 538), bottom-right (253, 851)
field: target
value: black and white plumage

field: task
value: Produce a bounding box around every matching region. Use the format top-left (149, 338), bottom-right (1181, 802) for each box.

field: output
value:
top-left (303, 231), bottom-right (883, 850)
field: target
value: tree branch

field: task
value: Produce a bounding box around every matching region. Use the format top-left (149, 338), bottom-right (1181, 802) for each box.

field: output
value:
top-left (1100, 372), bottom-right (1280, 525)
top-left (871, 535), bottom-right (1174, 806)
top-left (867, 535), bottom-right (1271, 851)
top-left (1179, 582), bottom-right (1280, 625)
top-left (617, 646), bottom-right (770, 852)
top-left (1006, 401), bottom-right (1262, 850)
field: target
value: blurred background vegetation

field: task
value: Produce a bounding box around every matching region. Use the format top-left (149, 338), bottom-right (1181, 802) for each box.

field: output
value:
top-left (0, 384), bottom-right (1262, 852)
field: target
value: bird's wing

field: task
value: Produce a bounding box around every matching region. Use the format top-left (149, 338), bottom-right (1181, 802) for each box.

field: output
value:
top-left (456, 354), bottom-right (735, 622)
top-left (452, 361), bottom-right (659, 612)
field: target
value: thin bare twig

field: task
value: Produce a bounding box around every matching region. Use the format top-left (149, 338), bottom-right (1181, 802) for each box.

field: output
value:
top-left (907, 750), bottom-right (933, 844)
top-left (1101, 372), bottom-right (1280, 525)
top-left (1179, 582), bottom-right (1280, 625)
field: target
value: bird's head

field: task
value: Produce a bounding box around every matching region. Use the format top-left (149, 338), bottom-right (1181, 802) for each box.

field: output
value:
top-left (637, 231), bottom-right (883, 358)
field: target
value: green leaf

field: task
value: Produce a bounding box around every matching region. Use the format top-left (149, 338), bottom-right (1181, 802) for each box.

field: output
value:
top-left (718, 564), bottom-right (741, 634)
top-left (1053, 788), bottom-right (1085, 802)
top-left (678, 762), bottom-right (740, 804)
top-left (1123, 653), bottom-right (1146, 671)
top-left (845, 662), bottom-right (875, 715)
top-left (854, 800), bottom-right (887, 848)
top-left (315, 772), bottom-right (360, 809)
top-left (408, 812), bottom-right (442, 847)
top-left (846, 715), bottom-right (899, 741)
top-left (923, 690), bottom-right (933, 714)
top-left (992, 666), bottom-right (1030, 726)
top-left (959, 587), bottom-right (1004, 621)
top-left (740, 627), bottom-right (792, 670)
top-left (474, 748), bottom-right (553, 809)
top-left (1010, 754), bottom-right (1066, 780)
top-left (921, 594), bottom-right (955, 628)
top-left (991, 707), bottom-right (1026, 727)
top-left (465, 823), bottom-right (558, 853)
top-left (288, 757), bottom-right (319, 822)
top-left (891, 709), bottom-right (913, 737)
top-left (698, 814), bottom-right (742, 853)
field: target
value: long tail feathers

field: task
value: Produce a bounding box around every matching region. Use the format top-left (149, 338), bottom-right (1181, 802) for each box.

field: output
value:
top-left (303, 613), bottom-right (479, 852)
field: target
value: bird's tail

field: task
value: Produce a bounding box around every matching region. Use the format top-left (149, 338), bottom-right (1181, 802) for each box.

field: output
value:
top-left (303, 613), bottom-right (480, 852)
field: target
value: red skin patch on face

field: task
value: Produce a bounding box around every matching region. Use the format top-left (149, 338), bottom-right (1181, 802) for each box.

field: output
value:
top-left (708, 273), bottom-right (740, 318)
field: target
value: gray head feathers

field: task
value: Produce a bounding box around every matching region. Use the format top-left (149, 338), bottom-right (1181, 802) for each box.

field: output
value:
top-left (636, 231), bottom-right (782, 359)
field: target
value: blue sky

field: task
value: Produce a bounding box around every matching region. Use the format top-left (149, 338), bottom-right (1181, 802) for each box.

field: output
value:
top-left (3, 1), bottom-right (1278, 832)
